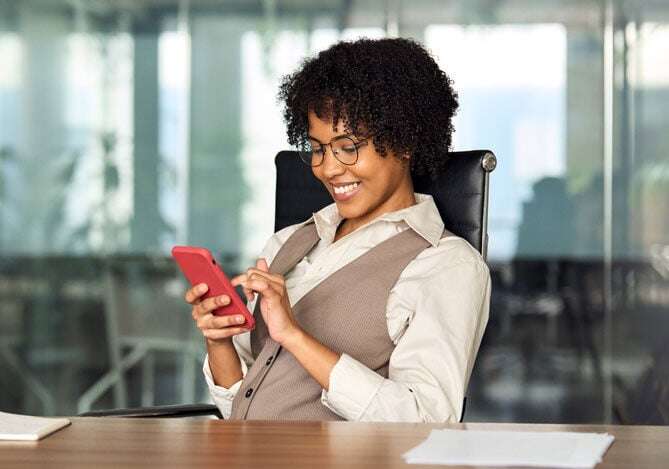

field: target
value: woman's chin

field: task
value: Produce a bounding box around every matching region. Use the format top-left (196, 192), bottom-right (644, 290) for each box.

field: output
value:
top-left (335, 201), bottom-right (366, 221)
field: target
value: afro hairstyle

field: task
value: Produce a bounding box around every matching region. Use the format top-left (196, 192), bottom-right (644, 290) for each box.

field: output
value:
top-left (278, 37), bottom-right (459, 177)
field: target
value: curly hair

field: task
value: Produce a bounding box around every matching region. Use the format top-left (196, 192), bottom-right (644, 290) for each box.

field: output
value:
top-left (278, 37), bottom-right (459, 177)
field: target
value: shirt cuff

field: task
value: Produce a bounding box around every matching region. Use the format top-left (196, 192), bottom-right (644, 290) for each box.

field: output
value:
top-left (320, 353), bottom-right (385, 421)
top-left (202, 353), bottom-right (248, 419)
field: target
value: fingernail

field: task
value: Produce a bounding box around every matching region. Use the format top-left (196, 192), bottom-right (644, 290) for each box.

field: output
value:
top-left (199, 284), bottom-right (208, 293)
top-left (236, 316), bottom-right (244, 324)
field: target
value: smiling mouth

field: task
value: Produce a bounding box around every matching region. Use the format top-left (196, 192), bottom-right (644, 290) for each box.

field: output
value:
top-left (331, 181), bottom-right (361, 202)
top-left (332, 182), bottom-right (360, 195)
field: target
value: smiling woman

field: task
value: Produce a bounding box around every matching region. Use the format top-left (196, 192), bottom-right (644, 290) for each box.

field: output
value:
top-left (186, 37), bottom-right (491, 423)
top-left (283, 38), bottom-right (460, 239)
top-left (306, 113), bottom-right (415, 239)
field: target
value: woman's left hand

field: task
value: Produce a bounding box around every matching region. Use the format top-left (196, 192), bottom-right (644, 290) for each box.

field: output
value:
top-left (232, 259), bottom-right (302, 346)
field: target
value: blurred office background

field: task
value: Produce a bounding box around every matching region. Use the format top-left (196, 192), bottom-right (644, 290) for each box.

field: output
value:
top-left (1, 0), bottom-right (667, 424)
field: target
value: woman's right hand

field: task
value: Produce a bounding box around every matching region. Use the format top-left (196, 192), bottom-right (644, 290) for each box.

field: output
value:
top-left (185, 283), bottom-right (250, 344)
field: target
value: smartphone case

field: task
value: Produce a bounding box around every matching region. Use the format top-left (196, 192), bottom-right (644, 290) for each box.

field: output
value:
top-left (171, 246), bottom-right (255, 330)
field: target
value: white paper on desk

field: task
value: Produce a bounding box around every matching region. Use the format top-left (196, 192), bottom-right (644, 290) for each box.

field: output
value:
top-left (0, 411), bottom-right (71, 441)
top-left (403, 429), bottom-right (614, 468)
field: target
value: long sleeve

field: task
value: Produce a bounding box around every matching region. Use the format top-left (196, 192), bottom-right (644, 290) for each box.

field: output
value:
top-left (202, 352), bottom-right (247, 418)
top-left (203, 223), bottom-right (303, 417)
top-left (321, 243), bottom-right (491, 422)
top-left (203, 195), bottom-right (490, 422)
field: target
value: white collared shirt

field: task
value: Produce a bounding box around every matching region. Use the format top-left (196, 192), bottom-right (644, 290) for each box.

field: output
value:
top-left (203, 193), bottom-right (490, 422)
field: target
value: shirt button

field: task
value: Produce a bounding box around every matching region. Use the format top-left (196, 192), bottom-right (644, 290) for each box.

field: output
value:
top-left (245, 388), bottom-right (253, 398)
top-left (265, 356), bottom-right (273, 366)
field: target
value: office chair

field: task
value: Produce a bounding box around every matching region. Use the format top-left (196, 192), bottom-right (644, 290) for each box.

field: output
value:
top-left (0, 267), bottom-right (55, 415)
top-left (80, 149), bottom-right (496, 419)
top-left (76, 257), bottom-right (205, 415)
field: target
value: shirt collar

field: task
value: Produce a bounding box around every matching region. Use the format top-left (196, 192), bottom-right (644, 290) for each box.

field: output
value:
top-left (307, 193), bottom-right (444, 247)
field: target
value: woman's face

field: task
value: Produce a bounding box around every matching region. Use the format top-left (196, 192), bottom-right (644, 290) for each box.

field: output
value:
top-left (308, 111), bottom-right (415, 230)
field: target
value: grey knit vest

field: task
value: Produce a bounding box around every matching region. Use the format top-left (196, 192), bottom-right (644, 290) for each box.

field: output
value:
top-left (229, 221), bottom-right (439, 420)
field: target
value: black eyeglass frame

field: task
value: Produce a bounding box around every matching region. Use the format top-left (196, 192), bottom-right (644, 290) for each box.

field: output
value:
top-left (298, 135), bottom-right (371, 167)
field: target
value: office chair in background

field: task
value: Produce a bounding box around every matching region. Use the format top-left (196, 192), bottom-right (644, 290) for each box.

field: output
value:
top-left (80, 149), bottom-right (496, 419)
top-left (76, 257), bottom-right (205, 415)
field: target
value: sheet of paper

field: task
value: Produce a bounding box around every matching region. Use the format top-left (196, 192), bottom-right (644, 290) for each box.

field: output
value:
top-left (403, 429), bottom-right (615, 468)
top-left (0, 411), bottom-right (71, 441)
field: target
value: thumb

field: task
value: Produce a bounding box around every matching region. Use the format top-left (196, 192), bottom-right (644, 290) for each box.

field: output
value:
top-left (256, 257), bottom-right (269, 272)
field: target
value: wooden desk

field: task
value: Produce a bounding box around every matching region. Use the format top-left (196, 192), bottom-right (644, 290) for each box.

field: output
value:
top-left (1, 419), bottom-right (668, 468)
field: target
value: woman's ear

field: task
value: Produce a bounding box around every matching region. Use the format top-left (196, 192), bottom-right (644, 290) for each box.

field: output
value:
top-left (400, 153), bottom-right (412, 173)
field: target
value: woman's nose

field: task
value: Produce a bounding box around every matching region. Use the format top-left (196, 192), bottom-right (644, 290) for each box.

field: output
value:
top-left (320, 146), bottom-right (345, 177)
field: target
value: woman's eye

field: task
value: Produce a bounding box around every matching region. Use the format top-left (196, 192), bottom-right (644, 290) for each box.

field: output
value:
top-left (341, 146), bottom-right (356, 154)
top-left (312, 147), bottom-right (324, 155)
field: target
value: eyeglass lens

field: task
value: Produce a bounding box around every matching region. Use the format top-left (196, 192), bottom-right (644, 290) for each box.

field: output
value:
top-left (299, 137), bottom-right (359, 166)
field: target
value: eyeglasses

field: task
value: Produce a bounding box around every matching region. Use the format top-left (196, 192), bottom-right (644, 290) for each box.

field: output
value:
top-left (298, 135), bottom-right (371, 167)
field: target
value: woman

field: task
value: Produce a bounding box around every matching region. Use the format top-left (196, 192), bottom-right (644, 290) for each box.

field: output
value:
top-left (185, 37), bottom-right (490, 422)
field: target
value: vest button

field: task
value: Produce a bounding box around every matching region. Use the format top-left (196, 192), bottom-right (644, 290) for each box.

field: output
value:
top-left (245, 388), bottom-right (253, 398)
top-left (265, 356), bottom-right (273, 366)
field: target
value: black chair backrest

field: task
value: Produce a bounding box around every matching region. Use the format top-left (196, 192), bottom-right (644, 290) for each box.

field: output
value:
top-left (274, 150), bottom-right (496, 258)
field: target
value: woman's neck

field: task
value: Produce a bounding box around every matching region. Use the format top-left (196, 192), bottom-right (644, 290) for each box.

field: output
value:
top-left (334, 190), bottom-right (416, 242)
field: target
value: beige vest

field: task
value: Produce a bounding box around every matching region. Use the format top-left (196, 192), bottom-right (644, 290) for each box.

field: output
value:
top-left (229, 222), bottom-right (438, 420)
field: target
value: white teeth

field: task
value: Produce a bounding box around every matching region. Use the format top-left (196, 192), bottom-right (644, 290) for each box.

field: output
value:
top-left (333, 182), bottom-right (359, 195)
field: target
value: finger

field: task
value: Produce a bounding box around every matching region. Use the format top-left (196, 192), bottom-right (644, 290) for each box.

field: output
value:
top-left (230, 274), bottom-right (256, 302)
top-left (247, 268), bottom-right (283, 282)
top-left (210, 314), bottom-right (247, 328)
top-left (185, 283), bottom-right (209, 304)
top-left (202, 327), bottom-right (249, 341)
top-left (193, 295), bottom-right (230, 318)
top-left (246, 278), bottom-right (280, 299)
top-left (247, 275), bottom-right (283, 298)
top-left (257, 258), bottom-right (269, 272)
top-left (197, 313), bottom-right (245, 330)
top-left (246, 268), bottom-right (285, 286)
top-left (243, 287), bottom-right (256, 303)
top-left (230, 273), bottom-right (246, 287)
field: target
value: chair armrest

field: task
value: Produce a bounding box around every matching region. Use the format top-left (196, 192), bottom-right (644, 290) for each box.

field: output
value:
top-left (79, 403), bottom-right (222, 419)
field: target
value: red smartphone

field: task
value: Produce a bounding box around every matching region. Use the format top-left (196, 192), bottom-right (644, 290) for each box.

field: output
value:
top-left (171, 246), bottom-right (255, 330)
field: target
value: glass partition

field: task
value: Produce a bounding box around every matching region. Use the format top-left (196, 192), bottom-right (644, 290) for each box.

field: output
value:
top-left (1, 0), bottom-right (667, 424)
